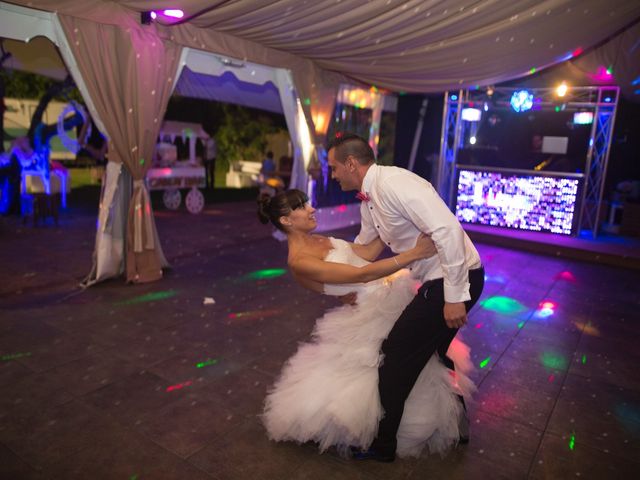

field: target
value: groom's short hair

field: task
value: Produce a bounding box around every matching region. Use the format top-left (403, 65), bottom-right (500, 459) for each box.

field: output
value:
top-left (327, 133), bottom-right (375, 166)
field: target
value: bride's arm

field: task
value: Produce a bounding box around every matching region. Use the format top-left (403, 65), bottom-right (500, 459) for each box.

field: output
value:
top-left (349, 237), bottom-right (386, 261)
top-left (290, 240), bottom-right (427, 285)
top-left (292, 271), bottom-right (324, 294)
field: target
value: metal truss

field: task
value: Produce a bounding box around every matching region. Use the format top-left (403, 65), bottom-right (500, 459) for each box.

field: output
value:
top-left (577, 87), bottom-right (619, 237)
top-left (436, 90), bottom-right (463, 208)
top-left (435, 86), bottom-right (620, 237)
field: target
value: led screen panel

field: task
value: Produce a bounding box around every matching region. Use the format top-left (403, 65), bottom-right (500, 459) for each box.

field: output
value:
top-left (455, 169), bottom-right (580, 235)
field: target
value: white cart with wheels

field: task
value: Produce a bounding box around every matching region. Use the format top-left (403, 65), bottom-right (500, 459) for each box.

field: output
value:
top-left (146, 166), bottom-right (206, 214)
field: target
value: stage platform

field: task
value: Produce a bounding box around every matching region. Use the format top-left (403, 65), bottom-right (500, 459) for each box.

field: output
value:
top-left (464, 224), bottom-right (640, 271)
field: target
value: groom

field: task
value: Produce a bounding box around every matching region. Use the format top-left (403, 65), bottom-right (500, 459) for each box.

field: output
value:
top-left (327, 133), bottom-right (485, 462)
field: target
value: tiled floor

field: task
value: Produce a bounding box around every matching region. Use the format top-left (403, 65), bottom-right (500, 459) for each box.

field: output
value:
top-left (1, 199), bottom-right (639, 479)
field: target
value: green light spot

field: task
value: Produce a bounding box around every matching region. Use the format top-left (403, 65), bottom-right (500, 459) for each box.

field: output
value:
top-left (139, 158), bottom-right (145, 165)
top-left (244, 269), bottom-right (287, 280)
top-left (517, 321), bottom-right (525, 329)
top-left (582, 355), bottom-right (587, 364)
top-left (479, 357), bottom-right (491, 369)
top-left (530, 67), bottom-right (536, 74)
top-left (196, 358), bottom-right (219, 368)
top-left (1, 352), bottom-right (32, 361)
top-left (118, 290), bottom-right (178, 305)
top-left (480, 296), bottom-right (527, 315)
top-left (540, 352), bottom-right (568, 370)
top-left (555, 105), bottom-right (561, 112)
top-left (606, 67), bottom-right (613, 75)
top-left (303, 97), bottom-right (311, 106)
top-left (569, 433), bottom-right (575, 450)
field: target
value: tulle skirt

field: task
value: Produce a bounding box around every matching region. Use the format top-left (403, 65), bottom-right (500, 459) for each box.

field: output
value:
top-left (262, 272), bottom-right (475, 458)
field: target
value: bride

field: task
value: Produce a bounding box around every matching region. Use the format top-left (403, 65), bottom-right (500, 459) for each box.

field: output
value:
top-left (258, 189), bottom-right (475, 458)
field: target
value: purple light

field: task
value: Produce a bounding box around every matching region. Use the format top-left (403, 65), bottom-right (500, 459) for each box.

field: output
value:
top-left (455, 170), bottom-right (579, 235)
top-left (163, 9), bottom-right (184, 18)
top-left (150, 11), bottom-right (157, 20)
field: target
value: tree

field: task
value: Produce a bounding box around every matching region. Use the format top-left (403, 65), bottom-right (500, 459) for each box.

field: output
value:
top-left (215, 103), bottom-right (280, 171)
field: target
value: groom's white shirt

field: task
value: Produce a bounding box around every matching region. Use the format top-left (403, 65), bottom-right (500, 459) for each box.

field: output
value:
top-left (355, 164), bottom-right (481, 303)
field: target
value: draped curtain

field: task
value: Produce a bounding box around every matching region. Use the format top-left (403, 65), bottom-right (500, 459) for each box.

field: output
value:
top-left (57, 13), bottom-right (182, 282)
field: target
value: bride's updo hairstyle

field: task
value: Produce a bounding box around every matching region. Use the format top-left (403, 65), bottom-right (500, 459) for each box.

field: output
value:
top-left (257, 189), bottom-right (309, 232)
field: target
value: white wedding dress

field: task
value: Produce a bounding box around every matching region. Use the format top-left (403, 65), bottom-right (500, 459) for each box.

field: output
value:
top-left (262, 238), bottom-right (475, 458)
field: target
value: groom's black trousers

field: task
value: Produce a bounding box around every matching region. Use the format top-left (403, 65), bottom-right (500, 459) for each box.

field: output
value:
top-left (372, 266), bottom-right (485, 455)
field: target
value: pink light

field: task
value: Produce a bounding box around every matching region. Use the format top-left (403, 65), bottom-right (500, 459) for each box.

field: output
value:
top-left (163, 9), bottom-right (184, 19)
top-left (540, 301), bottom-right (556, 310)
top-left (150, 11), bottom-right (157, 20)
top-left (337, 204), bottom-right (347, 213)
top-left (548, 374), bottom-right (555, 383)
top-left (475, 323), bottom-right (483, 329)
top-left (166, 380), bottom-right (193, 392)
top-left (555, 270), bottom-right (576, 282)
top-left (572, 47), bottom-right (583, 57)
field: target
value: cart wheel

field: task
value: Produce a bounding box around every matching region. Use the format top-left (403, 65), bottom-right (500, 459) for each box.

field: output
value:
top-left (163, 189), bottom-right (181, 210)
top-left (185, 187), bottom-right (204, 214)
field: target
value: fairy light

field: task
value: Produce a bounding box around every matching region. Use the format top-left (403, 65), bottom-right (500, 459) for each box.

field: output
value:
top-left (569, 433), bottom-right (576, 450)
top-left (479, 357), bottom-right (491, 368)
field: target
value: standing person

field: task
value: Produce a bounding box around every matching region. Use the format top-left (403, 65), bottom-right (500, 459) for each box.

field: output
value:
top-left (327, 133), bottom-right (485, 462)
top-left (260, 151), bottom-right (276, 178)
top-left (260, 189), bottom-right (476, 458)
top-left (204, 136), bottom-right (217, 189)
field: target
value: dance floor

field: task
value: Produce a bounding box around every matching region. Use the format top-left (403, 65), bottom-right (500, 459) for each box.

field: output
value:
top-left (1, 199), bottom-right (639, 479)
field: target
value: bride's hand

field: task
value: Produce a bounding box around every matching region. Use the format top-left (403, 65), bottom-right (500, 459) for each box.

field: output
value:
top-left (413, 233), bottom-right (437, 259)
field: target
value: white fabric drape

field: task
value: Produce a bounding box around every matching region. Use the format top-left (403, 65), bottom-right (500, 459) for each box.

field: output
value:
top-left (114, 0), bottom-right (640, 95)
top-left (4, 0), bottom-right (640, 104)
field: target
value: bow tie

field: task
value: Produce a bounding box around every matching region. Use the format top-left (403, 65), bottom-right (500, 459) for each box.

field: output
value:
top-left (356, 191), bottom-right (371, 202)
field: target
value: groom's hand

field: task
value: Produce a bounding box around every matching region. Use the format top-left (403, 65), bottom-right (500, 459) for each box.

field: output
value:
top-left (338, 292), bottom-right (358, 306)
top-left (444, 302), bottom-right (467, 328)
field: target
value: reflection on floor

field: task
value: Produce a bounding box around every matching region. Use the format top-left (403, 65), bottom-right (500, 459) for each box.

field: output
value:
top-left (0, 202), bottom-right (639, 479)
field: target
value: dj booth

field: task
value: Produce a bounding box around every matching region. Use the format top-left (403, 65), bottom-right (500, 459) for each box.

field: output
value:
top-left (436, 86), bottom-right (619, 237)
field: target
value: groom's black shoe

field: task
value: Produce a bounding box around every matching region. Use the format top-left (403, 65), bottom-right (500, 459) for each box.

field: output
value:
top-left (350, 446), bottom-right (395, 463)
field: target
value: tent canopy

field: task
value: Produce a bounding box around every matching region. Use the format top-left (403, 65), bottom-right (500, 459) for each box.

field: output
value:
top-left (117, 0), bottom-right (640, 98)
top-left (3, 1), bottom-right (640, 101)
